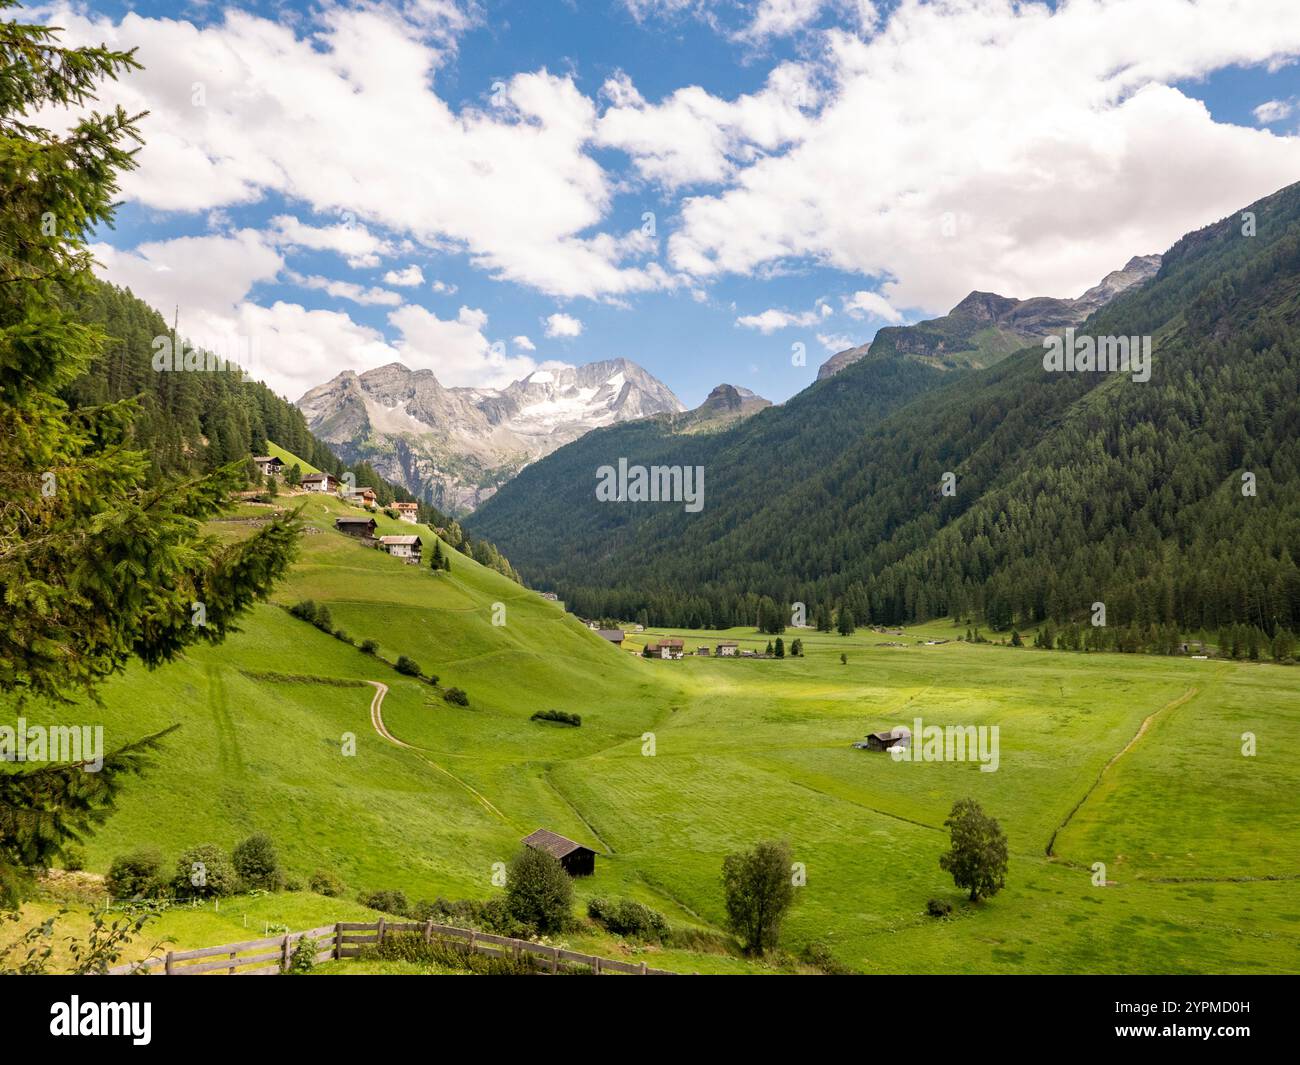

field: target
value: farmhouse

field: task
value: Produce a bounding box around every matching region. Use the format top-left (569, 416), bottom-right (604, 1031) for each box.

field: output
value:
top-left (301, 472), bottom-right (338, 493)
top-left (541, 592), bottom-right (559, 601)
top-left (348, 487), bottom-right (378, 505)
top-left (716, 641), bottom-right (739, 656)
top-left (596, 629), bottom-right (625, 645)
top-left (378, 534), bottom-right (423, 563)
top-left (521, 828), bottom-right (596, 877)
top-left (253, 455), bottom-right (284, 478)
top-left (394, 501), bottom-right (419, 523)
top-left (855, 729), bottom-right (912, 752)
top-left (697, 646), bottom-right (711, 655)
top-left (335, 516), bottom-right (377, 538)
top-left (645, 637), bottom-right (685, 660)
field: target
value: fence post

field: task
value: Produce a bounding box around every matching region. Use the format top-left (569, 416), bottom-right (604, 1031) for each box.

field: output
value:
top-left (640, 961), bottom-right (648, 975)
top-left (550, 946), bottom-right (559, 975)
top-left (376, 918), bottom-right (386, 947)
top-left (423, 919), bottom-right (433, 943)
top-left (228, 949), bottom-right (237, 975)
top-left (334, 923), bottom-right (342, 960)
top-left (468, 930), bottom-right (476, 958)
top-left (593, 956), bottom-right (602, 975)
top-left (280, 933), bottom-right (291, 973)
top-left (164, 951), bottom-right (174, 977)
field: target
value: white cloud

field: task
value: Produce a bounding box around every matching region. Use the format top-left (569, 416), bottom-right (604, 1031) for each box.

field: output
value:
top-left (1253, 98), bottom-right (1294, 123)
top-left (384, 265), bottom-right (425, 286)
top-left (817, 332), bottom-right (858, 351)
top-left (513, 334), bottom-right (536, 351)
top-left (668, 0), bottom-right (1300, 313)
top-left (45, 4), bottom-right (669, 300)
top-left (735, 307), bottom-right (820, 333)
top-left (390, 304), bottom-right (537, 388)
top-left (597, 62), bottom-right (818, 190)
top-left (735, 0), bottom-right (826, 44)
top-left (843, 289), bottom-right (903, 323)
top-left (430, 279), bottom-right (459, 294)
top-left (544, 312), bottom-right (584, 338)
top-left (287, 272), bottom-right (402, 307)
top-left (269, 215), bottom-right (394, 269)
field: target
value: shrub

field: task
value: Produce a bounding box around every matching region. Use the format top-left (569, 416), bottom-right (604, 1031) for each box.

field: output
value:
top-left (359, 889), bottom-right (410, 917)
top-left (927, 898), bottom-right (954, 918)
top-left (287, 935), bottom-right (319, 973)
top-left (586, 896), bottom-right (667, 940)
top-left (531, 709), bottom-right (580, 726)
top-left (106, 849), bottom-right (165, 900)
top-left (310, 869), bottom-right (346, 897)
top-left (231, 833), bottom-right (282, 891)
top-left (395, 656), bottom-right (422, 677)
top-left (443, 687), bottom-right (469, 706)
top-left (800, 940), bottom-right (854, 974)
top-left (62, 846), bottom-right (86, 872)
top-left (283, 875), bottom-right (303, 893)
top-left (173, 844), bottom-right (240, 898)
top-left (312, 605), bottom-right (333, 633)
top-left (506, 847), bottom-right (572, 934)
top-left (367, 932), bottom-right (539, 975)
top-left (289, 600), bottom-right (318, 623)
top-left (333, 629), bottom-right (354, 645)
top-left (360, 639), bottom-right (379, 655)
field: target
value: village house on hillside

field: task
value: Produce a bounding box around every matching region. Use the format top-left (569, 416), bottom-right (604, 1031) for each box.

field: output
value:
top-left (522, 828), bottom-right (596, 877)
top-left (393, 501), bottom-right (419, 523)
top-left (347, 487), bottom-right (377, 506)
top-left (378, 534), bottom-right (422, 564)
top-left (716, 640), bottom-right (739, 656)
top-left (541, 592), bottom-right (559, 601)
top-left (645, 637), bottom-right (685, 660)
top-left (301, 472), bottom-right (338, 493)
top-left (253, 455), bottom-right (285, 478)
top-left (335, 516), bottom-right (377, 538)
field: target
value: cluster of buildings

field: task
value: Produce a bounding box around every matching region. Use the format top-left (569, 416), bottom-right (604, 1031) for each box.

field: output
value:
top-left (252, 455), bottom-right (421, 523)
top-left (334, 516), bottom-right (424, 564)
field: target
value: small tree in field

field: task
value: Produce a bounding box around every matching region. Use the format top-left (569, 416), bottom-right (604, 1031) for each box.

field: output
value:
top-left (721, 839), bottom-right (796, 954)
top-left (837, 608), bottom-right (855, 636)
top-left (232, 832), bottom-right (282, 890)
top-left (938, 798), bottom-right (1008, 902)
top-left (505, 847), bottom-right (572, 934)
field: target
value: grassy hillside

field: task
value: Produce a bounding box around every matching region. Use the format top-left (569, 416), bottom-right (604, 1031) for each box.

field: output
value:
top-left (6, 492), bottom-right (1298, 973)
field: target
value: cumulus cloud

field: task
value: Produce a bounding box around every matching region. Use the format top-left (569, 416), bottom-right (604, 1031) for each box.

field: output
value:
top-left (390, 304), bottom-right (537, 388)
top-left (513, 334), bottom-right (536, 351)
top-left (430, 279), bottom-right (459, 294)
top-left (44, 4), bottom-right (668, 300)
top-left (735, 306), bottom-right (821, 333)
top-left (269, 215), bottom-right (395, 269)
top-left (1253, 98), bottom-right (1294, 123)
top-left (596, 61), bottom-right (818, 190)
top-left (286, 272), bottom-right (402, 307)
top-left (544, 312), bottom-right (584, 338)
top-left (843, 289), bottom-right (903, 323)
top-left (668, 0), bottom-right (1300, 313)
top-left (385, 265), bottom-right (425, 286)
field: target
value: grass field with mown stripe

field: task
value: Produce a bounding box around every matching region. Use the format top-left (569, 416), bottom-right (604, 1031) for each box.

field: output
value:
top-left (4, 468), bottom-right (1297, 974)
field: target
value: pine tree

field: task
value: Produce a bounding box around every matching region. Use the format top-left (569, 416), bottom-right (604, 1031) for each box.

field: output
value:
top-left (0, 5), bottom-right (300, 904)
top-left (837, 608), bottom-right (856, 636)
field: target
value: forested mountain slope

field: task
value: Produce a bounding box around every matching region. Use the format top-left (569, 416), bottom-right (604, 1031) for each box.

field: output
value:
top-left (470, 182), bottom-right (1300, 636)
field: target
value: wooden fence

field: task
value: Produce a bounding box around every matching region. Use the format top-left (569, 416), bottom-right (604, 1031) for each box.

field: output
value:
top-left (106, 919), bottom-right (675, 976)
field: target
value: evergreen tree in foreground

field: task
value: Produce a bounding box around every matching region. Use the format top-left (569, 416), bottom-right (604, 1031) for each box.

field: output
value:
top-left (0, 2), bottom-right (299, 905)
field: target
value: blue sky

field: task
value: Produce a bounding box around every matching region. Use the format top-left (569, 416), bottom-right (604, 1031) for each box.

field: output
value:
top-left (51, 0), bottom-right (1300, 405)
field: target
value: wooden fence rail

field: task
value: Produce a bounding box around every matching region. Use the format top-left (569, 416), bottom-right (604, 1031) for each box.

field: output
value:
top-left (106, 919), bottom-right (675, 976)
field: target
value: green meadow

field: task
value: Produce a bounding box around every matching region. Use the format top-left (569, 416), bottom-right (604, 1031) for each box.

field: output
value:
top-left (6, 483), bottom-right (1298, 974)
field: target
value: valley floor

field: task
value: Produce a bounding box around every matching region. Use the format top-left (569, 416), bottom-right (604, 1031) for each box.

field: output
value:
top-left (6, 492), bottom-right (1298, 974)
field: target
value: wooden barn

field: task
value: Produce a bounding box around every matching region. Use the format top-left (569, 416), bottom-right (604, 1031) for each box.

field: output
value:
top-left (521, 828), bottom-right (596, 877)
top-left (335, 516), bottom-right (377, 538)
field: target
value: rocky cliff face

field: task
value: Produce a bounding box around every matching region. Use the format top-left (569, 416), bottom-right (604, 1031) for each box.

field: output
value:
top-left (816, 254), bottom-right (1162, 380)
top-left (296, 359), bottom-right (684, 514)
